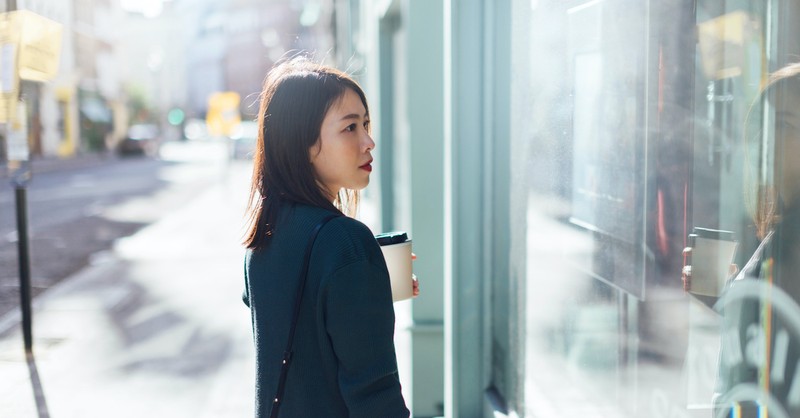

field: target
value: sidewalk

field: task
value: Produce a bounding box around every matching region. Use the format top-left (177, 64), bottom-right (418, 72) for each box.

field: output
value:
top-left (0, 161), bottom-right (256, 417)
top-left (0, 157), bottom-right (415, 417)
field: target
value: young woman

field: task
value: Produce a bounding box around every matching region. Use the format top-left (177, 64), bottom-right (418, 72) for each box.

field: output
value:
top-left (711, 63), bottom-right (800, 418)
top-left (242, 57), bottom-right (410, 417)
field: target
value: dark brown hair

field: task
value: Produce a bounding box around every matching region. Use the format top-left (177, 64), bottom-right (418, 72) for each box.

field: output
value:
top-left (746, 63), bottom-right (800, 238)
top-left (243, 57), bottom-right (369, 249)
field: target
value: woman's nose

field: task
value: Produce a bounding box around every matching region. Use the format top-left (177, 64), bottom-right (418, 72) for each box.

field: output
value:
top-left (364, 133), bottom-right (375, 152)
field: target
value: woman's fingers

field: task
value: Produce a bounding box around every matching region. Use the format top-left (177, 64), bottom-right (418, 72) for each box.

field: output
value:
top-left (681, 265), bottom-right (692, 293)
top-left (412, 274), bottom-right (420, 297)
top-left (729, 263), bottom-right (739, 277)
top-left (682, 247), bottom-right (692, 293)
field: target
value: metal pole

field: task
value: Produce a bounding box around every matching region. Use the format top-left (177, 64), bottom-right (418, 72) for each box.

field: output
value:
top-left (7, 0), bottom-right (31, 353)
top-left (15, 185), bottom-right (32, 352)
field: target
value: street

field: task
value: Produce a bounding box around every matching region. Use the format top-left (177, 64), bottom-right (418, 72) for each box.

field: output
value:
top-left (0, 145), bottom-right (257, 416)
top-left (0, 140), bottom-right (242, 320)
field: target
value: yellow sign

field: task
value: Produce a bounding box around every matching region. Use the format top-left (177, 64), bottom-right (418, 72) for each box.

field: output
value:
top-left (7, 10), bottom-right (62, 82)
top-left (0, 11), bottom-right (62, 123)
top-left (206, 92), bottom-right (241, 137)
top-left (697, 11), bottom-right (757, 80)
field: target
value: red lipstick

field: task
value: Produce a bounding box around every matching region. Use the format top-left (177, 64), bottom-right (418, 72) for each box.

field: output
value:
top-left (360, 160), bottom-right (373, 172)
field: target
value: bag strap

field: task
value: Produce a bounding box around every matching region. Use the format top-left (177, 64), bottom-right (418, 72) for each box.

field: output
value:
top-left (270, 214), bottom-right (338, 418)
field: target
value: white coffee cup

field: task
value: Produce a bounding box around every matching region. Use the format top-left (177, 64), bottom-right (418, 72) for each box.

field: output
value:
top-left (687, 227), bottom-right (738, 297)
top-left (376, 231), bottom-right (413, 302)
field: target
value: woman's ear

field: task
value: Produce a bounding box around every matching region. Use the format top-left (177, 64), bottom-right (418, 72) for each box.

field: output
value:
top-left (309, 140), bottom-right (321, 163)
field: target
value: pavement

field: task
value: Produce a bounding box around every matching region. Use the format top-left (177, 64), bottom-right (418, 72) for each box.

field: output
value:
top-left (0, 154), bottom-right (255, 417)
top-left (0, 149), bottom-right (416, 417)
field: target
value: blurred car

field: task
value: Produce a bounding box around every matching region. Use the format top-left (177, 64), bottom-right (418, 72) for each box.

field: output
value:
top-left (183, 118), bottom-right (209, 141)
top-left (118, 124), bottom-right (160, 156)
top-left (230, 121), bottom-right (258, 159)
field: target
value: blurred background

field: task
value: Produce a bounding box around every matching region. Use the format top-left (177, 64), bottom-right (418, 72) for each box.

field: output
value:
top-left (4, 0), bottom-right (800, 418)
top-left (0, 0), bottom-right (335, 160)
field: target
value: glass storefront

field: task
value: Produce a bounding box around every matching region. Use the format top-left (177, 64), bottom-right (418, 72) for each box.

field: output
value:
top-left (511, 0), bottom-right (800, 416)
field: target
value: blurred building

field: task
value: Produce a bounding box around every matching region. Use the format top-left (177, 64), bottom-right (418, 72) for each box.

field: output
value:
top-left (72, 0), bottom-right (125, 152)
top-left (335, 0), bottom-right (800, 417)
top-left (117, 0), bottom-right (187, 142)
top-left (0, 0), bottom-right (334, 158)
top-left (0, 0), bottom-right (127, 157)
top-left (181, 0), bottom-right (334, 123)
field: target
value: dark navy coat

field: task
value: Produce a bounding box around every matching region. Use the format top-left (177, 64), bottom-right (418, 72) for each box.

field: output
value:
top-left (244, 203), bottom-right (409, 418)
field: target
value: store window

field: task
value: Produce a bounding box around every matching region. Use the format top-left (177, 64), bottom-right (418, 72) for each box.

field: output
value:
top-left (512, 0), bottom-right (800, 416)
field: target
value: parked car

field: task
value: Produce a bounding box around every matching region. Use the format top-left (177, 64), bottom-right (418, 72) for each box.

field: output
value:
top-left (230, 121), bottom-right (258, 159)
top-left (118, 124), bottom-right (160, 156)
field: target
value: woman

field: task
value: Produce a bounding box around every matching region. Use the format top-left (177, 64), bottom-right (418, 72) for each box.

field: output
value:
top-left (712, 63), bottom-right (800, 418)
top-left (242, 57), bottom-right (411, 417)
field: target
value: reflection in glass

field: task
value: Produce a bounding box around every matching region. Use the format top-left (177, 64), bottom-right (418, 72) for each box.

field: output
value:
top-left (513, 0), bottom-right (800, 417)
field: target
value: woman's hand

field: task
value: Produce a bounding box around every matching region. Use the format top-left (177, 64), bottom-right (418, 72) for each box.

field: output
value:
top-left (682, 247), bottom-right (692, 293)
top-left (412, 253), bottom-right (420, 298)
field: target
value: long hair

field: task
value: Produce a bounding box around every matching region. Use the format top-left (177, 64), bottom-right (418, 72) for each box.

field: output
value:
top-left (243, 57), bottom-right (369, 249)
top-left (745, 63), bottom-right (800, 239)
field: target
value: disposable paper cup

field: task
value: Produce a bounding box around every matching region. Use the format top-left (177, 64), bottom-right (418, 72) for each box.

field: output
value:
top-left (687, 228), bottom-right (738, 297)
top-left (376, 232), bottom-right (413, 302)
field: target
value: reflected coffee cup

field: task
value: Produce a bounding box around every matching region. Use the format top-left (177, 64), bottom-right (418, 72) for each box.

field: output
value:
top-left (375, 231), bottom-right (413, 302)
top-left (686, 227), bottom-right (738, 297)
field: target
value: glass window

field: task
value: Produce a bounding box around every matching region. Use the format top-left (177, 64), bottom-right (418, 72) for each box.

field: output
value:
top-left (512, 0), bottom-right (800, 416)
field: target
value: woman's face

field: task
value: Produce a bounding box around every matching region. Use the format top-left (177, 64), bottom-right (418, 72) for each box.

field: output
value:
top-left (310, 88), bottom-right (374, 199)
top-left (774, 87), bottom-right (800, 204)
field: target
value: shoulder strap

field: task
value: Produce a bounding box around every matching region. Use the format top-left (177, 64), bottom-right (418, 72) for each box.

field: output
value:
top-left (270, 213), bottom-right (338, 418)
top-left (734, 230), bottom-right (775, 282)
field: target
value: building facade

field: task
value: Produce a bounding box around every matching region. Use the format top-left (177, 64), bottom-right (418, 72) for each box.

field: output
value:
top-left (182, 0), bottom-right (334, 122)
top-left (0, 0), bottom-right (128, 157)
top-left (2, 0), bottom-right (79, 158)
top-left (337, 0), bottom-right (800, 417)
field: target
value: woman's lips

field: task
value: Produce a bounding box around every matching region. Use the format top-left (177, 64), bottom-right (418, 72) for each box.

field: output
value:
top-left (360, 160), bottom-right (373, 172)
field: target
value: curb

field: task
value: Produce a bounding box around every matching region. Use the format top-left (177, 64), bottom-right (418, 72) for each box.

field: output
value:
top-left (0, 152), bottom-right (116, 179)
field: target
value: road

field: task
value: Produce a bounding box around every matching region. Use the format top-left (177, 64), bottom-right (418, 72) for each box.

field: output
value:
top-left (0, 140), bottom-right (246, 319)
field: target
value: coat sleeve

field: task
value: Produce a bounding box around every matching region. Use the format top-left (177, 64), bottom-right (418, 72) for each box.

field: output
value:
top-left (324, 260), bottom-right (409, 418)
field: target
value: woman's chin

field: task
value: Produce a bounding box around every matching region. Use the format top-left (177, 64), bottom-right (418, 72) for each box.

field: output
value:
top-left (350, 178), bottom-right (370, 191)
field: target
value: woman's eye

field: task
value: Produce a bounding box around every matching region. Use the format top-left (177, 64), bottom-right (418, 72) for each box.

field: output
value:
top-left (345, 124), bottom-right (357, 132)
top-left (363, 120), bottom-right (370, 129)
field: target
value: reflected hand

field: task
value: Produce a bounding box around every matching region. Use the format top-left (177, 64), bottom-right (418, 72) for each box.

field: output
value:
top-left (682, 246), bottom-right (692, 293)
top-left (412, 253), bottom-right (420, 298)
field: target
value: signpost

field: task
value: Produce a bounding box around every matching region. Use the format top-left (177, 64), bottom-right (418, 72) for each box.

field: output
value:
top-left (0, 9), bottom-right (62, 354)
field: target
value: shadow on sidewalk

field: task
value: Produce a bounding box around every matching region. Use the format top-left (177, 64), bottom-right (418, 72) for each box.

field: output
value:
top-left (26, 351), bottom-right (50, 418)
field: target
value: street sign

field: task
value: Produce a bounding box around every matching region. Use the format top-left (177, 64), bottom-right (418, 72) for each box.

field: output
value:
top-left (697, 11), bottom-right (754, 80)
top-left (6, 100), bottom-right (28, 161)
top-left (0, 11), bottom-right (62, 124)
top-left (0, 16), bottom-right (20, 124)
top-left (6, 100), bottom-right (30, 186)
top-left (0, 42), bottom-right (16, 93)
top-left (206, 92), bottom-right (241, 137)
top-left (7, 10), bottom-right (62, 82)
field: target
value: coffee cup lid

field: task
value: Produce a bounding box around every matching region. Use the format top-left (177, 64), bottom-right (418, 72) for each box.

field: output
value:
top-left (375, 231), bottom-right (408, 245)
